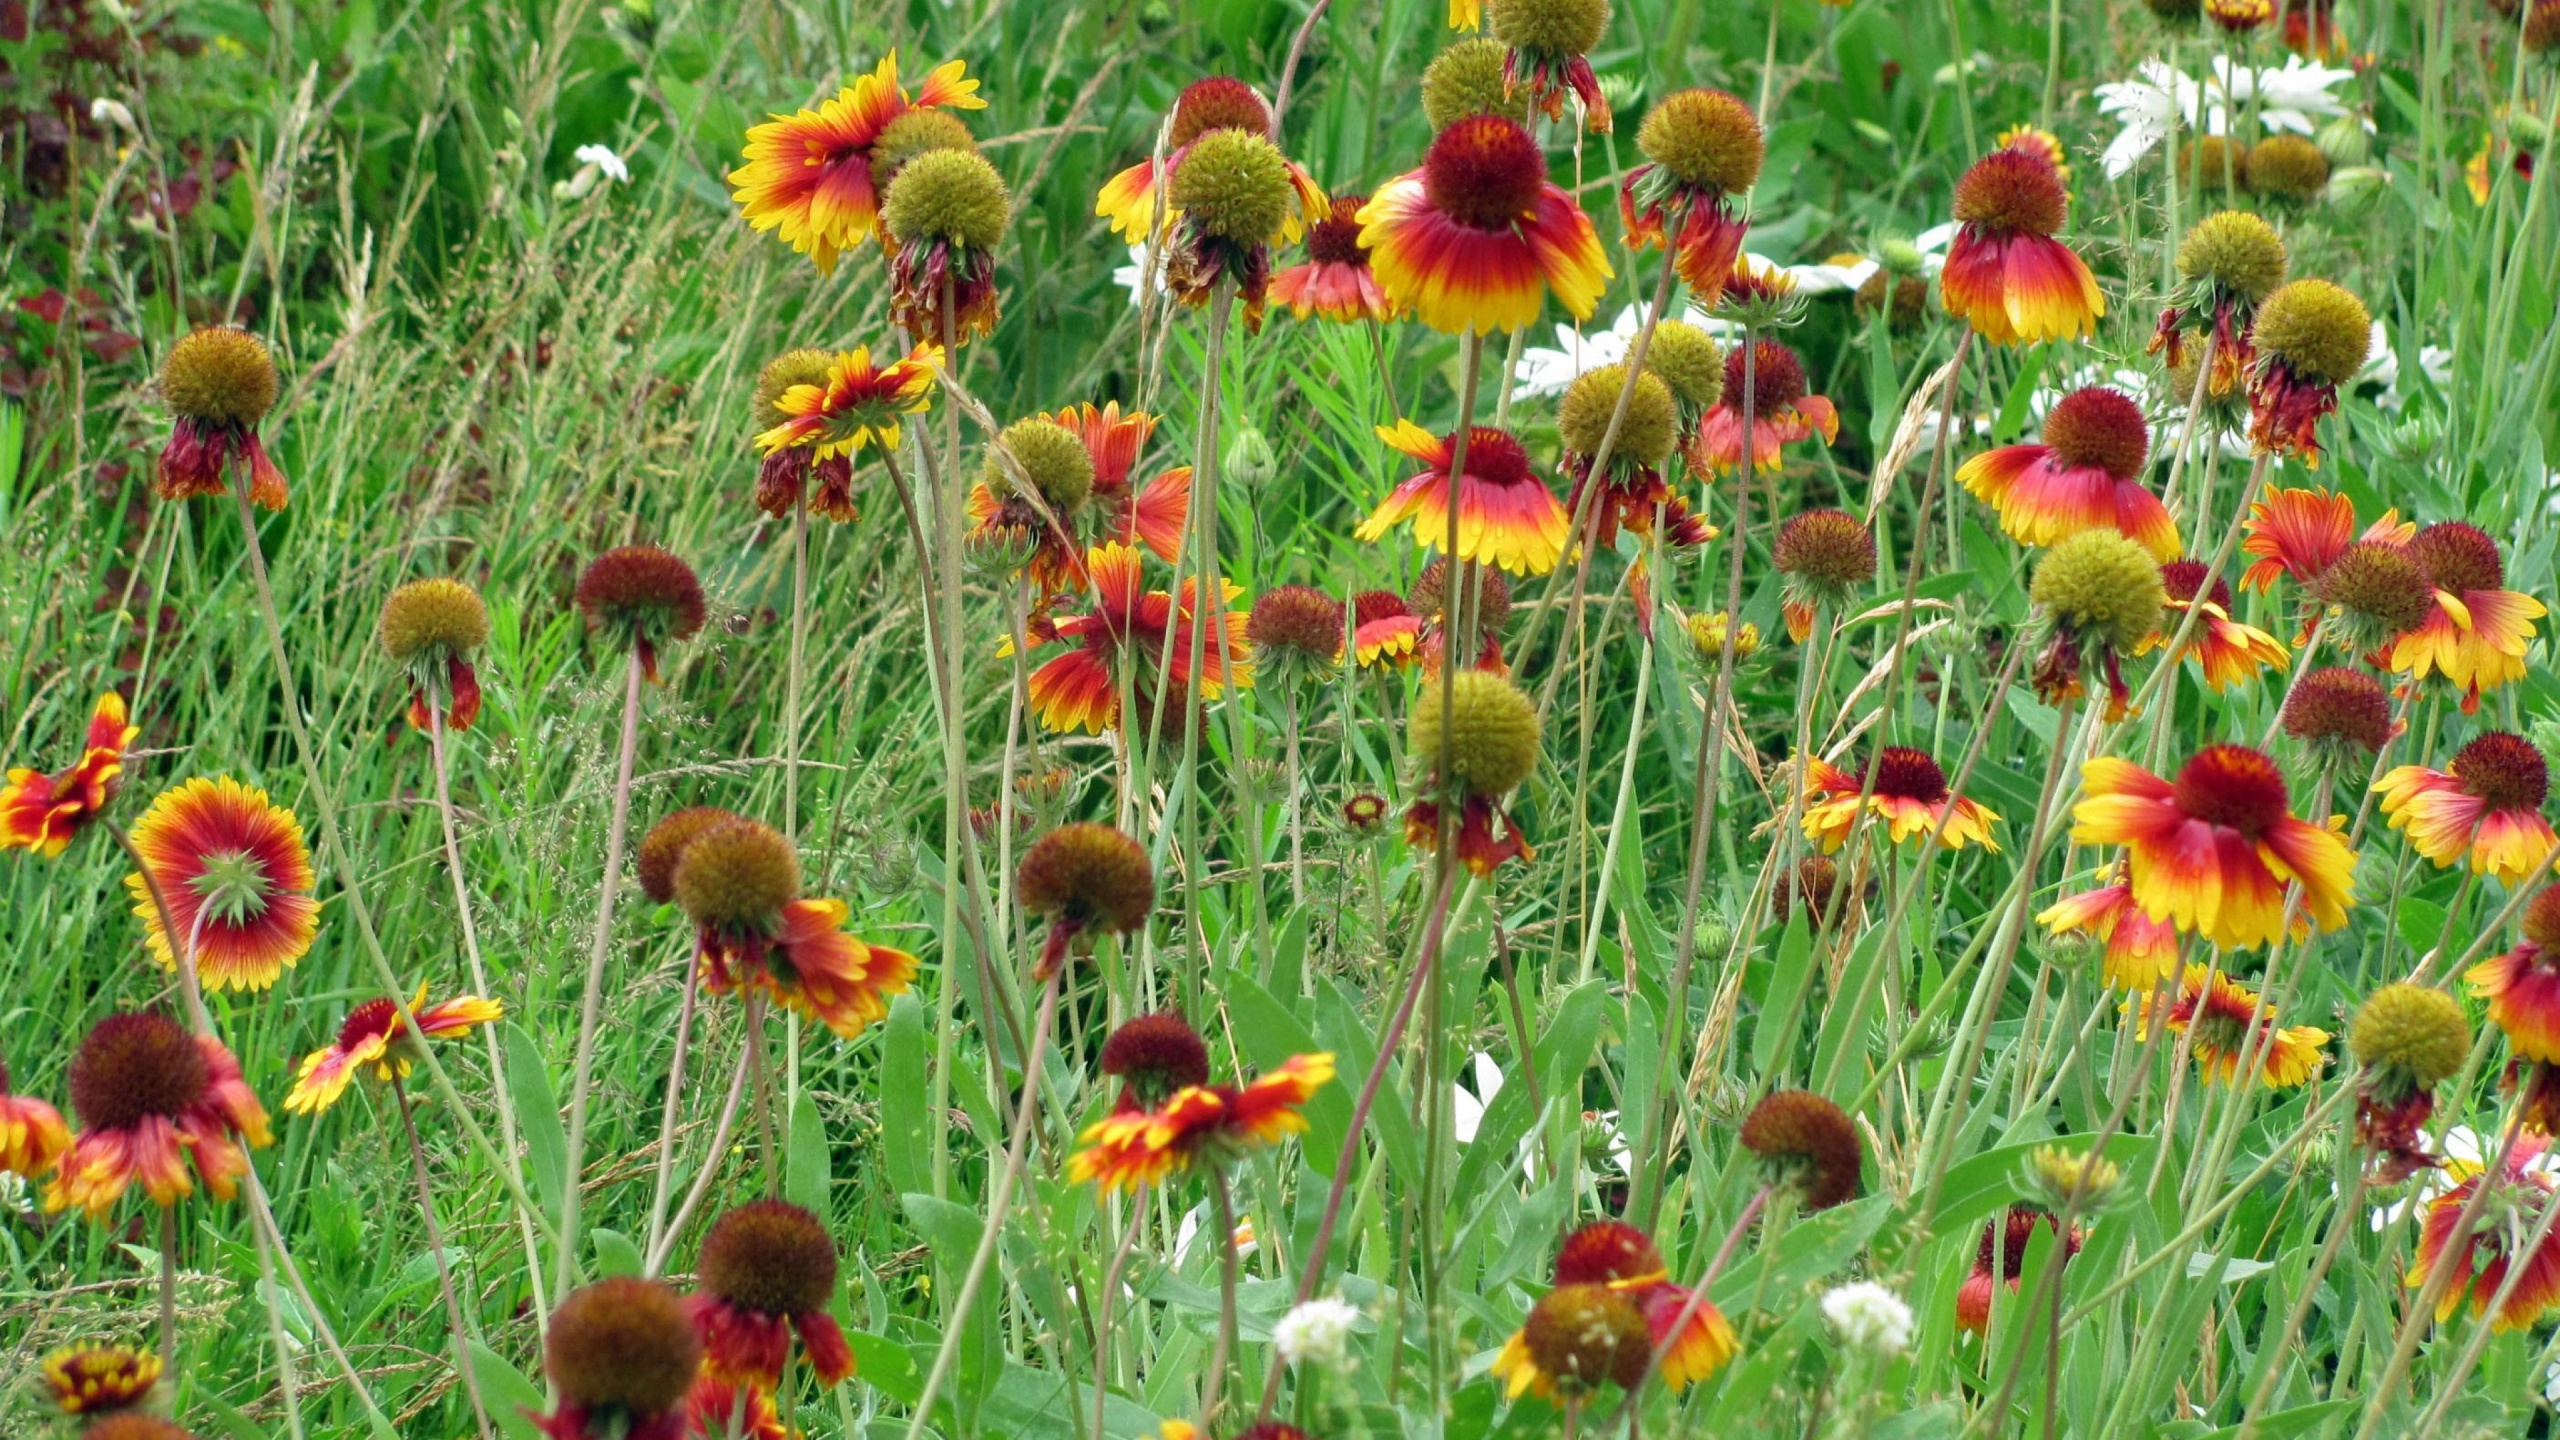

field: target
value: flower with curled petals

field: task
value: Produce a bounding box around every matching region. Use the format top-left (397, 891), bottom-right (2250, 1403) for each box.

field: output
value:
top-left (2469, 887), bottom-right (2560, 1063)
top-left (0, 1057), bottom-right (69, 1180)
top-left (124, 776), bottom-right (319, 993)
top-left (2387, 521), bottom-right (2547, 714)
top-left (285, 985), bottom-right (504, 1115)
top-left (2070, 745), bottom-right (2355, 950)
top-left (157, 327), bottom-right (289, 509)
top-left (1053, 401), bottom-right (1194, 564)
top-left (2038, 861), bottom-right (2181, 990)
top-left (1958, 388), bottom-right (2178, 560)
top-left (1068, 1052), bottom-right (1336, 1193)
top-left (40, 1343), bottom-right (162, 1415)
top-left (1358, 115), bottom-right (1612, 334)
top-left (1940, 144), bottom-right (2104, 345)
top-left (1801, 748), bottom-right (2002, 853)
top-left (1013, 543), bottom-right (1252, 735)
top-left (1354, 421), bottom-right (1569, 576)
top-left (1619, 89), bottom-right (1762, 304)
top-left (1957, 1208), bottom-right (2083, 1334)
top-left (2127, 963), bottom-right (2330, 1087)
top-left (2376, 732), bottom-right (2559, 885)
top-left (45, 1013), bottom-right (270, 1220)
top-left (684, 1378), bottom-right (787, 1440)
top-left (1, 692), bottom-right (137, 856)
top-left (729, 52), bottom-right (985, 270)
top-left (753, 343), bottom-right (941, 465)
top-left (1270, 194), bottom-right (1396, 322)
top-left (2238, 486), bottom-right (2412, 596)
top-left (1489, 0), bottom-right (1614, 131)
top-left (1691, 338), bottom-right (1838, 475)
top-left (2407, 1134), bottom-right (2560, 1331)
top-left (2245, 278), bottom-right (2368, 466)
top-left (2138, 558), bottom-right (2289, 690)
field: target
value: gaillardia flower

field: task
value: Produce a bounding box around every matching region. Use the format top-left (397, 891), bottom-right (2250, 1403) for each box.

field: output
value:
top-left (1422, 37), bottom-right (1532, 129)
top-left (0, 1056), bottom-right (69, 1179)
top-left (2238, 486), bottom-right (2413, 598)
top-left (576, 544), bottom-right (708, 682)
top-left (1055, 401), bottom-right (1193, 564)
top-left (1270, 195), bottom-right (1395, 322)
top-left (1248, 585), bottom-right (1346, 690)
top-left (1410, 556), bottom-right (1513, 674)
top-left (1958, 387), bottom-right (2177, 560)
top-left (1740, 1089), bottom-right (1864, 1209)
top-left (1940, 144), bottom-right (2104, 345)
top-left (728, 53), bottom-right (985, 270)
top-left (688, 1199), bottom-right (856, 1390)
top-left (380, 577), bottom-right (490, 733)
top-left (2139, 558), bottom-right (2289, 691)
top-left (2245, 278), bottom-right (2369, 466)
top-left (538, 1277), bottom-right (702, 1440)
top-left (1620, 88), bottom-right (1762, 303)
top-left (637, 806), bottom-right (742, 905)
top-left (45, 1012), bottom-right (270, 1218)
top-left (2350, 982), bottom-right (2470, 1182)
top-left (2152, 211), bottom-right (2287, 402)
top-left (39, 1343), bottom-right (162, 1415)
top-left (1691, 337), bottom-right (1837, 475)
top-left (1802, 747), bottom-right (2002, 853)
top-left (1099, 1011), bottom-right (1214, 1110)
top-left (1556, 364), bottom-right (1708, 549)
top-left (674, 818), bottom-right (918, 1038)
top-left (2246, 135), bottom-right (2330, 205)
top-left (1353, 590), bottom-right (1426, 668)
top-left (750, 349), bottom-right (856, 523)
top-left (752, 342), bottom-right (943, 476)
top-left (1772, 509), bottom-right (1877, 641)
top-left (685, 1379), bottom-right (787, 1440)
top-left (2282, 666), bottom-right (2394, 772)
top-left (968, 415), bottom-right (1101, 593)
top-left (1161, 127), bottom-right (1325, 331)
top-left (2376, 731), bottom-right (2558, 884)
top-left (156, 327), bottom-right (288, 509)
top-left (2039, 863), bottom-right (2181, 991)
top-left (1492, 1285), bottom-right (1651, 1399)
top-left (1956, 1208), bottom-right (2083, 1334)
top-left (1096, 79), bottom-right (1325, 246)
top-left (284, 985), bottom-right (504, 1115)
top-left (1533, 1222), bottom-right (1739, 1392)
top-left (1, 691), bottom-right (137, 856)
top-left (880, 147), bottom-right (1009, 343)
top-left (1068, 1052), bottom-right (1336, 1192)
top-left (1019, 821), bottom-right (1157, 975)
top-left (1488, 0), bottom-right (1613, 130)
top-left (2387, 521), bottom-right (2547, 713)
top-left (2467, 885), bottom-right (2560, 1062)
top-left (125, 776), bottom-right (319, 993)
top-left (2028, 529), bottom-right (2166, 718)
top-left (2071, 745), bottom-right (2355, 950)
top-left (2406, 1134), bottom-right (2560, 1332)
top-left (1016, 542), bottom-right (1251, 734)
top-left (1358, 114), bottom-right (1612, 334)
top-left (1355, 421), bottom-right (1570, 575)
top-left (2127, 962), bottom-right (2331, 1087)
top-left (1406, 670), bottom-right (1541, 876)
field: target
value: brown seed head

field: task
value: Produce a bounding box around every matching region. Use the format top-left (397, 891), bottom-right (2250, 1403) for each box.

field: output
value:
top-left (697, 1199), bottom-right (839, 1317)
top-left (161, 328), bottom-right (279, 427)
top-left (70, 1012), bottom-right (207, 1131)
top-left (1018, 822), bottom-right (1155, 933)
top-left (544, 1277), bottom-right (701, 1416)
top-left (672, 818), bottom-right (800, 932)
top-left (638, 806), bottom-right (742, 905)
top-left (1739, 1088), bottom-right (1863, 1210)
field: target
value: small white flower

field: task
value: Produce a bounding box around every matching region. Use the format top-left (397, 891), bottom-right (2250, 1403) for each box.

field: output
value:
top-left (1821, 1281), bottom-right (1915, 1356)
top-left (90, 97), bottom-right (137, 134)
top-left (1273, 1296), bottom-right (1362, 1369)
top-left (1113, 244), bottom-right (1169, 308)
top-left (575, 143), bottom-right (631, 182)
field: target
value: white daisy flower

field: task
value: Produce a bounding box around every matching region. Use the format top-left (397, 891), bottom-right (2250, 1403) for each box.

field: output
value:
top-left (1821, 1281), bottom-right (1916, 1356)
top-left (1273, 1296), bottom-right (1363, 1369)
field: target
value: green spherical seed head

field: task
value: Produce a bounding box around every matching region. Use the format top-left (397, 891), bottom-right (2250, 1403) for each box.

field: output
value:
top-left (1643, 321), bottom-right (1724, 412)
top-left (1557, 364), bottom-right (1676, 466)
top-left (1422, 38), bottom-right (1527, 131)
top-left (2245, 134), bottom-right (2330, 202)
top-left (1408, 669), bottom-right (1540, 798)
top-left (2348, 983), bottom-right (2470, 1089)
top-left (1489, 0), bottom-right (1609, 57)
top-left (2030, 530), bottom-right (2166, 652)
top-left (1167, 129), bottom-right (1296, 245)
top-left (871, 108), bottom-right (978, 186)
top-left (880, 148), bottom-right (1010, 251)
top-left (986, 417), bottom-right (1095, 511)
top-left (161, 327), bottom-right (280, 426)
top-left (379, 578), bottom-right (490, 662)
top-left (1638, 88), bottom-right (1764, 194)
top-left (753, 348), bottom-right (834, 432)
top-left (2176, 211), bottom-right (2287, 304)
top-left (2252, 278), bottom-right (2371, 385)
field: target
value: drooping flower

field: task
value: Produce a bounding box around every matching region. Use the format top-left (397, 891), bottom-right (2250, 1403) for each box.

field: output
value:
top-left (1019, 822), bottom-right (1157, 976)
top-left (0, 1057), bottom-right (70, 1180)
top-left (2139, 557), bottom-right (2289, 690)
top-left (2467, 886), bottom-right (2560, 1063)
top-left (2350, 982), bottom-right (2471, 1182)
top-left (2205, 0), bottom-right (2272, 32)
top-left (2284, 0), bottom-right (2347, 56)
top-left (1487, 0), bottom-right (1613, 130)
top-left (1406, 670), bottom-right (1541, 876)
top-left (2028, 530), bottom-right (2167, 718)
top-left (1016, 542), bottom-right (1252, 734)
top-left (1958, 387), bottom-right (2178, 560)
top-left (1940, 144), bottom-right (2104, 346)
top-left (1067, 1052), bottom-right (1336, 1192)
top-left (1358, 114), bottom-right (1612, 334)
top-left (1, 691), bottom-right (138, 856)
top-left (1956, 1208), bottom-right (2083, 1333)
top-left (880, 148), bottom-right (1009, 343)
top-left (284, 985), bottom-right (504, 1115)
top-left (1771, 509), bottom-right (1877, 641)
top-left (45, 1013), bottom-right (270, 1219)
top-left (1800, 747), bottom-right (2002, 852)
top-left (673, 818), bottom-right (918, 1038)
top-left (538, 1277), bottom-right (702, 1440)
top-left (1492, 1284), bottom-right (1651, 1399)
top-left (2071, 745), bottom-right (2355, 950)
top-left (752, 342), bottom-right (943, 470)
top-left (2238, 486), bottom-right (2413, 595)
top-left (1690, 337), bottom-right (1838, 475)
top-left (39, 1343), bottom-right (162, 1415)
top-left (1740, 1089), bottom-right (1864, 1209)
top-left (1619, 89), bottom-right (1762, 304)
top-left (1096, 79), bottom-right (1326, 247)
top-left (380, 578), bottom-right (491, 733)
top-left (1160, 127), bottom-right (1327, 331)
top-left (1556, 364), bottom-right (1710, 550)
top-left (2406, 1133), bottom-right (2560, 1332)
top-left (2281, 666), bottom-right (2395, 773)
top-left (155, 327), bottom-right (288, 509)
top-left (1248, 585), bottom-right (1347, 690)
top-left (2128, 962), bottom-right (2331, 1086)
top-left (2152, 211), bottom-right (2287, 403)
top-left (2376, 732), bottom-right (2558, 884)
top-left (576, 544), bottom-right (709, 683)
top-left (2245, 278), bottom-right (2370, 467)
top-left (1354, 420), bottom-right (1570, 576)
top-left (688, 1199), bottom-right (856, 1390)
top-left (124, 777), bottom-right (319, 993)
top-left (967, 415), bottom-right (1103, 594)
top-left (728, 53), bottom-right (985, 270)
top-left (1271, 194), bottom-right (1395, 323)
top-left (1099, 1011), bottom-right (1213, 1112)
top-left (637, 806), bottom-right (743, 905)
top-left (2387, 521), bottom-right (2548, 713)
top-left (749, 349), bottom-right (858, 523)
top-left (1352, 589), bottom-right (1425, 668)
top-left (1490, 1220), bottom-right (1739, 1399)
top-left (2038, 861), bottom-right (2182, 991)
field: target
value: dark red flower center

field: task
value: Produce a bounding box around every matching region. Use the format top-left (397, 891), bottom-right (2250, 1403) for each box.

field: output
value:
top-left (1353, 589), bottom-right (1413, 625)
top-left (1170, 77), bottom-right (1272, 147)
top-left (2280, 666), bottom-right (2391, 752)
top-left (1307, 195), bottom-right (1369, 264)
top-left (1952, 147), bottom-right (2069, 235)
top-left (337, 997), bottom-right (404, 1052)
top-left (2172, 744), bottom-right (2292, 838)
top-left (1724, 338), bottom-right (1808, 413)
top-left (69, 1012), bottom-right (208, 1130)
top-left (1423, 116), bottom-right (1548, 231)
top-left (1552, 1220), bottom-right (1664, 1285)
top-left (2158, 558), bottom-right (2233, 611)
top-left (2453, 731), bottom-right (2549, 812)
top-left (1869, 746), bottom-right (1949, 805)
top-left (697, 1198), bottom-right (838, 1317)
top-left (1100, 1011), bottom-right (1212, 1100)
top-left (1455, 426), bottom-right (1536, 488)
top-left (2406, 521), bottom-right (2505, 595)
top-left (2041, 387), bottom-right (2149, 481)
top-left (2524, 884), bottom-right (2560, 951)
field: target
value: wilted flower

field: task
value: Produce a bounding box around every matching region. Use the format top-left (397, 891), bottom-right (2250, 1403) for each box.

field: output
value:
top-left (1487, 0), bottom-right (1613, 131)
top-left (0, 692), bottom-right (138, 856)
top-left (538, 1277), bottom-right (702, 1440)
top-left (575, 545), bottom-right (708, 682)
top-left (1019, 821), bottom-right (1157, 975)
top-left (688, 1199), bottom-right (855, 1389)
top-left (46, 1013), bottom-right (270, 1219)
top-left (156, 327), bottom-right (288, 509)
top-left (2028, 529), bottom-right (2167, 717)
top-left (880, 148), bottom-right (1009, 343)
top-left (2246, 277), bottom-right (2369, 466)
top-left (2350, 982), bottom-right (2470, 1181)
top-left (1620, 88), bottom-right (1762, 304)
top-left (1406, 670), bottom-right (1541, 876)
top-left (380, 578), bottom-right (491, 733)
top-left (1740, 1089), bottom-right (1864, 1209)
top-left (674, 817), bottom-right (918, 1037)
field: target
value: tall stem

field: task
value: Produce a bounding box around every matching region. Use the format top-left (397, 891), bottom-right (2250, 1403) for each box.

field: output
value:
top-left (395, 1076), bottom-right (497, 1440)
top-left (643, 951), bottom-right (706, 1260)
top-left (784, 499), bottom-right (810, 838)
top-left (1204, 1165), bottom-right (1243, 1426)
top-left (931, 281), bottom-right (970, 1201)
top-left (745, 991), bottom-right (782, 1196)
top-left (557, 647), bottom-right (645, 1297)
top-left (158, 1204), bottom-right (178, 1369)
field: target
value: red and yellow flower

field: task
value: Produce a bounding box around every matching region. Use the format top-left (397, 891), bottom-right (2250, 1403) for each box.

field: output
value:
top-left (1068, 1052), bottom-right (1336, 1192)
top-left (1357, 115), bottom-right (1612, 334)
top-left (2070, 746), bottom-right (2356, 950)
top-left (1096, 78), bottom-right (1326, 245)
top-left (753, 343), bottom-right (942, 463)
top-left (1690, 338), bottom-right (1839, 475)
top-left (1355, 420), bottom-right (1570, 576)
top-left (1956, 388), bottom-right (2177, 559)
top-left (1956, 1208), bottom-right (2083, 1334)
top-left (2468, 887), bottom-right (2560, 1062)
top-left (1619, 89), bottom-right (1762, 305)
top-left (685, 1378), bottom-right (787, 1440)
top-left (2387, 521), bottom-right (2547, 713)
top-left (2038, 862), bottom-right (2182, 991)
top-left (2407, 1134), bottom-right (2560, 1332)
top-left (1800, 748), bottom-right (2002, 853)
top-left (687, 1198), bottom-right (856, 1390)
top-left (1270, 194), bottom-right (1396, 322)
top-left (1017, 542), bottom-right (1252, 734)
top-left (1, 692), bottom-right (137, 857)
top-left (284, 985), bottom-right (504, 1115)
top-left (39, 1343), bottom-right (161, 1415)
top-left (729, 53), bottom-right (985, 270)
top-left (2376, 732), bottom-right (2558, 884)
top-left (703, 895), bottom-right (918, 1040)
top-left (46, 1013), bottom-right (270, 1219)
top-left (1352, 590), bottom-right (1425, 668)
top-left (1491, 1220), bottom-right (1739, 1398)
top-left (124, 776), bottom-right (320, 993)
top-left (0, 1058), bottom-right (70, 1179)
top-left (2238, 486), bottom-right (2413, 595)
top-left (2127, 963), bottom-right (2331, 1087)
top-left (966, 403), bottom-right (1194, 595)
top-left (1939, 143), bottom-right (2103, 346)
top-left (2139, 558), bottom-right (2289, 691)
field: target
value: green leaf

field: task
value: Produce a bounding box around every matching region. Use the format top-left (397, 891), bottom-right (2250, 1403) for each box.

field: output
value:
top-left (848, 1328), bottom-right (924, 1405)
top-left (881, 993), bottom-right (930, 1200)
top-left (503, 1023), bottom-right (567, 1217)
top-left (1752, 915), bottom-right (1816, 1077)
top-left (2396, 895), bottom-right (2449, 957)
top-left (1227, 971), bottom-right (1351, 1175)
top-left (589, 1227), bottom-right (643, 1279)
top-left (1453, 979), bottom-right (1608, 1202)
top-left (787, 1091), bottom-right (830, 1216)
top-left (468, 1341), bottom-right (548, 1440)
